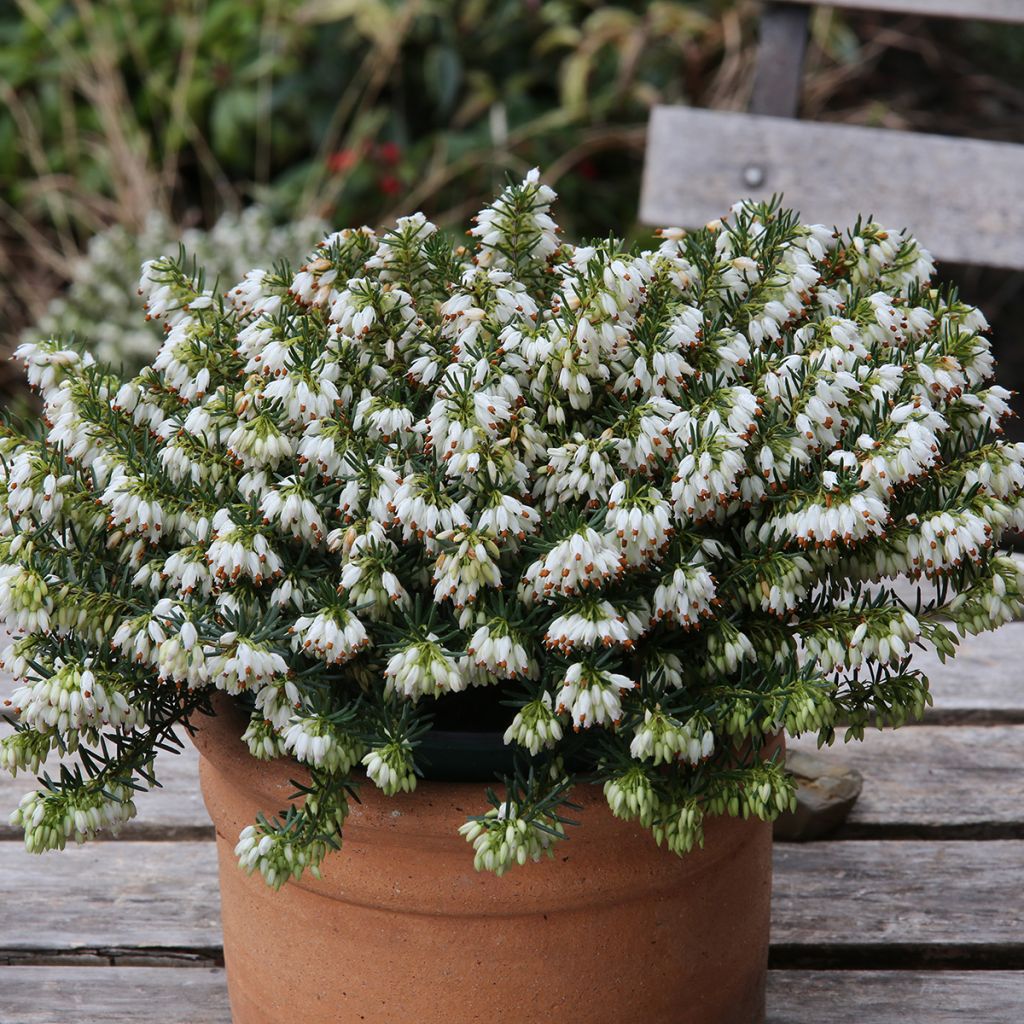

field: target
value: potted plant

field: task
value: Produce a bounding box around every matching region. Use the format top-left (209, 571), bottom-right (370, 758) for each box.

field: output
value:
top-left (2, 173), bottom-right (1021, 1024)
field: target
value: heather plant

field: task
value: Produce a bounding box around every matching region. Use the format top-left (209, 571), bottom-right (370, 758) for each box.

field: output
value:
top-left (2, 173), bottom-right (1022, 888)
top-left (25, 208), bottom-right (327, 372)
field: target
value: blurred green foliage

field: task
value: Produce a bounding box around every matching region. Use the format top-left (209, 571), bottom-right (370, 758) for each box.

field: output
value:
top-left (0, 0), bottom-right (723, 251)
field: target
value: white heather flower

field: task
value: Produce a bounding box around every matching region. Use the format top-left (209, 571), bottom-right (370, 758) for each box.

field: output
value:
top-left (520, 527), bottom-right (624, 601)
top-left (458, 801), bottom-right (566, 875)
top-left (283, 715), bottom-right (362, 773)
top-left (0, 565), bottom-right (52, 633)
top-left (254, 676), bottom-right (304, 731)
top-left (606, 482), bottom-right (673, 566)
top-left (630, 709), bottom-right (714, 765)
top-left (467, 621), bottom-right (534, 678)
top-left (544, 600), bottom-right (647, 654)
top-left (297, 419), bottom-right (352, 480)
top-left (3, 451), bottom-right (67, 526)
top-left (99, 468), bottom-right (166, 543)
top-left (7, 660), bottom-right (143, 734)
top-left (362, 740), bottom-right (417, 795)
top-left (475, 493), bottom-right (539, 543)
top-left (471, 168), bottom-right (559, 269)
top-left (210, 634), bottom-right (288, 695)
top-left (13, 341), bottom-right (91, 395)
top-left (156, 630), bottom-right (210, 689)
top-left (262, 371), bottom-right (339, 426)
top-left (432, 531), bottom-right (503, 609)
top-left (13, 784), bottom-right (138, 852)
top-left (111, 603), bottom-right (176, 666)
top-left (555, 662), bottom-right (636, 729)
top-left (538, 438), bottom-right (618, 508)
top-left (707, 624), bottom-right (755, 674)
top-left (207, 509), bottom-right (283, 586)
top-left (353, 392), bottom-right (416, 442)
top-left (503, 693), bottom-right (564, 754)
top-left (671, 436), bottom-right (748, 522)
top-left (5, 172), bottom-right (1024, 887)
top-left (260, 480), bottom-right (326, 545)
top-left (652, 564), bottom-right (717, 626)
top-left (770, 491), bottom-right (889, 548)
top-left (242, 715), bottom-right (284, 760)
top-left (902, 510), bottom-right (992, 577)
top-left (649, 651), bottom-right (686, 690)
top-left (235, 820), bottom-right (337, 890)
top-left (384, 634), bottom-right (464, 701)
top-left (226, 415), bottom-right (293, 469)
top-left (162, 548), bottom-right (213, 600)
top-left (389, 474), bottom-right (471, 548)
top-left (290, 608), bottom-right (370, 664)
top-left (336, 556), bottom-right (409, 619)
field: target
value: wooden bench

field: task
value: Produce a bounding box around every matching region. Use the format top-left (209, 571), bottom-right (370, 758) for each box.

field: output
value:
top-left (2, 625), bottom-right (1024, 1020)
top-left (640, 0), bottom-right (1024, 269)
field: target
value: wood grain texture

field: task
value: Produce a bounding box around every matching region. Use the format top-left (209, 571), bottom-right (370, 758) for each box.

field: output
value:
top-left (0, 841), bottom-right (222, 959)
top-left (0, 967), bottom-right (232, 1023)
top-left (787, 726), bottom-right (1024, 836)
top-left (772, 841), bottom-right (1024, 956)
top-left (3, 840), bottom-right (1023, 961)
top-left (778, 0), bottom-right (1023, 22)
top-left (1, 968), bottom-right (1020, 1024)
top-left (921, 623), bottom-right (1024, 723)
top-left (750, 4), bottom-right (811, 118)
top-left (2, 966), bottom-right (1015, 1024)
top-left (766, 971), bottom-right (1024, 1023)
top-left (639, 106), bottom-right (1024, 268)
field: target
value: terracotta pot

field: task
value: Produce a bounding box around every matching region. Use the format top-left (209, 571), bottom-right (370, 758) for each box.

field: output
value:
top-left (192, 698), bottom-right (778, 1024)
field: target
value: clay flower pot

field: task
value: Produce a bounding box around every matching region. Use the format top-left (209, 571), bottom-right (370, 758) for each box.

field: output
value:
top-left (191, 699), bottom-right (777, 1024)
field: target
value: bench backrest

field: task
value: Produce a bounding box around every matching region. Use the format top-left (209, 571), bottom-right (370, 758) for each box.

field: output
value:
top-left (639, 1), bottom-right (1024, 268)
top-left (784, 0), bottom-right (1021, 21)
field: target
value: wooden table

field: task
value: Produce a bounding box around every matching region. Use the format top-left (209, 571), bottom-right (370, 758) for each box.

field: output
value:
top-left (2, 625), bottom-right (1023, 1022)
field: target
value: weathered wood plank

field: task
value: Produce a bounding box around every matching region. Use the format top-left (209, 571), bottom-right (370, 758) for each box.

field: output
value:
top-left (0, 967), bottom-right (231, 1023)
top-left (921, 623), bottom-right (1024, 723)
top-left (1, 967), bottom-right (1020, 1024)
top-left (787, 726), bottom-right (1024, 836)
top-left (778, 0), bottom-right (1023, 23)
top-left (773, 841), bottom-right (1024, 960)
top-left (766, 971), bottom-right (1024, 1023)
top-left (639, 106), bottom-right (1024, 268)
top-left (2, 840), bottom-right (1022, 962)
top-left (750, 4), bottom-right (811, 118)
top-left (0, 841), bottom-right (222, 959)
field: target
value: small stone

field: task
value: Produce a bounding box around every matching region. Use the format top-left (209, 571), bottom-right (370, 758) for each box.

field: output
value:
top-left (774, 748), bottom-right (863, 842)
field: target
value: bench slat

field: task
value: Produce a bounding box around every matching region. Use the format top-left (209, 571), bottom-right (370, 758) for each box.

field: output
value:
top-left (0, 967), bottom-right (231, 1024)
top-left (767, 971), bottom-right (1024, 1022)
top-left (778, 0), bottom-right (1023, 23)
top-left (918, 622), bottom-right (1024, 723)
top-left (640, 106), bottom-right (1024, 269)
top-left (787, 725), bottom-right (1024, 836)
top-left (2, 840), bottom-right (1022, 960)
top-left (0, 967), bottom-right (1020, 1024)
